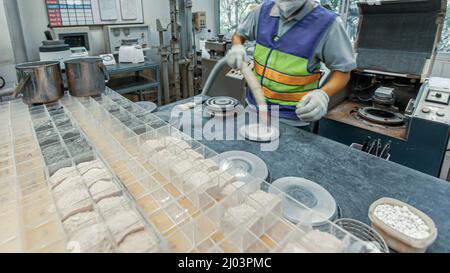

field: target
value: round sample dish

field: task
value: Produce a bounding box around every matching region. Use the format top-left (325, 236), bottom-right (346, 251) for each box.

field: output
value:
top-left (239, 123), bottom-right (280, 142)
top-left (216, 151), bottom-right (269, 183)
top-left (205, 96), bottom-right (239, 112)
top-left (270, 177), bottom-right (337, 226)
top-left (204, 96), bottom-right (242, 117)
top-left (135, 101), bottom-right (158, 113)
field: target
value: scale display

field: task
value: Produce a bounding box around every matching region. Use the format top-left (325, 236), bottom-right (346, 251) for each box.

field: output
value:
top-left (46, 0), bottom-right (143, 27)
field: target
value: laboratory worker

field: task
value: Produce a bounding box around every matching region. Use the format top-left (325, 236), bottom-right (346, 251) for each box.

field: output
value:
top-left (227, 0), bottom-right (356, 125)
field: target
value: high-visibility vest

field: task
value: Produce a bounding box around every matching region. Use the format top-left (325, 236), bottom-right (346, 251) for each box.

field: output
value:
top-left (247, 1), bottom-right (337, 120)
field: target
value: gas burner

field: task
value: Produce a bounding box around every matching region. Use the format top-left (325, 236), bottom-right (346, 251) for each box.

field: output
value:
top-left (357, 107), bottom-right (404, 126)
top-left (204, 96), bottom-right (242, 117)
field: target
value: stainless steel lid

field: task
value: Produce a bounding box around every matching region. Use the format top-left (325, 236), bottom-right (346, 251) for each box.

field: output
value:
top-left (16, 61), bottom-right (61, 69)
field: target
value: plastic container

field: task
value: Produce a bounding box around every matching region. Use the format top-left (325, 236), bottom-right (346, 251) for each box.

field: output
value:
top-left (368, 198), bottom-right (438, 253)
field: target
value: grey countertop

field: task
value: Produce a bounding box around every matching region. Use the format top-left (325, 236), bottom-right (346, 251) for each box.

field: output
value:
top-left (157, 97), bottom-right (450, 253)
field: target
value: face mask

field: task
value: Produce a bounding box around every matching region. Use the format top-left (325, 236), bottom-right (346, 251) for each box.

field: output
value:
top-left (275, 0), bottom-right (307, 18)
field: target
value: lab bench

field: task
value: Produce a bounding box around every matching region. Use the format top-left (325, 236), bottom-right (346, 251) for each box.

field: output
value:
top-left (0, 90), bottom-right (374, 253)
top-left (159, 97), bottom-right (450, 253)
top-left (1, 90), bottom-right (448, 253)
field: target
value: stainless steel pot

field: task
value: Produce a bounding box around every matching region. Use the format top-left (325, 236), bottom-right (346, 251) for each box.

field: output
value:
top-left (14, 61), bottom-right (64, 105)
top-left (65, 57), bottom-right (109, 97)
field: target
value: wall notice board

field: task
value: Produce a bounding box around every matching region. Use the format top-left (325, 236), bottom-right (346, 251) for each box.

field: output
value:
top-left (46, 0), bottom-right (144, 27)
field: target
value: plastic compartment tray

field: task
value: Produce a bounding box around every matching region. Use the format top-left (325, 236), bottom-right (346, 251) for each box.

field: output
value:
top-left (0, 89), bottom-right (368, 253)
top-left (58, 91), bottom-right (368, 253)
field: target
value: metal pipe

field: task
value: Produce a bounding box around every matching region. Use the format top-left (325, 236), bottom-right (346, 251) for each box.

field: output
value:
top-left (156, 19), bottom-right (171, 104)
top-left (181, 61), bottom-right (188, 98)
top-left (178, 0), bottom-right (188, 98)
top-left (201, 57), bottom-right (228, 96)
top-left (185, 0), bottom-right (195, 97)
top-left (425, 0), bottom-right (447, 81)
top-left (170, 0), bottom-right (182, 100)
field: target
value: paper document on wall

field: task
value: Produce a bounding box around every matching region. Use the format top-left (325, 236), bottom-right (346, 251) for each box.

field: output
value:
top-left (120, 0), bottom-right (138, 20)
top-left (99, 0), bottom-right (118, 21)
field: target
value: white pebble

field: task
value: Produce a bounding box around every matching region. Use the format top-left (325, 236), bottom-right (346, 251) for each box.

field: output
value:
top-left (374, 204), bottom-right (430, 240)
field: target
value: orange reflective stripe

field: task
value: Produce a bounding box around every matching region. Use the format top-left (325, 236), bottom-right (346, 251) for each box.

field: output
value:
top-left (263, 87), bottom-right (311, 102)
top-left (254, 61), bottom-right (321, 86)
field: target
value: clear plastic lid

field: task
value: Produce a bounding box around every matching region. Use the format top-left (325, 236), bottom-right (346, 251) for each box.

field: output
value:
top-left (271, 177), bottom-right (337, 227)
top-left (216, 151), bottom-right (269, 183)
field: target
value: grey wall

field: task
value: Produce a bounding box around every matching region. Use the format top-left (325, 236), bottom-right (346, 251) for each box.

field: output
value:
top-left (0, 0), bottom-right (13, 63)
top-left (0, 0), bottom-right (16, 87)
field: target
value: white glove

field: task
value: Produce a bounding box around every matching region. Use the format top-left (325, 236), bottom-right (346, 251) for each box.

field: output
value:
top-left (226, 44), bottom-right (247, 69)
top-left (296, 89), bottom-right (330, 122)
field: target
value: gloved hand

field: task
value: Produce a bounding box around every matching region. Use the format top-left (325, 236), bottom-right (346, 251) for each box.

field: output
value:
top-left (296, 89), bottom-right (330, 122)
top-left (226, 44), bottom-right (247, 69)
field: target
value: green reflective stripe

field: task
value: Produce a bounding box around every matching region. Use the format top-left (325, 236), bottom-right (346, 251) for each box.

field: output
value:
top-left (266, 98), bottom-right (299, 106)
top-left (254, 44), bottom-right (315, 76)
top-left (254, 73), bottom-right (319, 92)
top-left (253, 42), bottom-right (320, 108)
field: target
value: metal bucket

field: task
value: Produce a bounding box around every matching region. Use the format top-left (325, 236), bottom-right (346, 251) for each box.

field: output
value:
top-left (65, 57), bottom-right (109, 97)
top-left (14, 61), bottom-right (64, 105)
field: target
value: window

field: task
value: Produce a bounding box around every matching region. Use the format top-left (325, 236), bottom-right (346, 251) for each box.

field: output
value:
top-left (439, 1), bottom-right (450, 52)
top-left (218, 0), bottom-right (448, 48)
top-left (316, 0), bottom-right (341, 13)
top-left (218, 0), bottom-right (340, 38)
top-left (345, 0), bottom-right (359, 43)
top-left (219, 0), bottom-right (263, 38)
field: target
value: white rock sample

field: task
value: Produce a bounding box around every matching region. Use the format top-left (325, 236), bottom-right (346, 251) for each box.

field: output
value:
top-left (282, 242), bottom-right (310, 253)
top-left (205, 170), bottom-right (236, 198)
top-left (105, 209), bottom-right (145, 243)
top-left (82, 168), bottom-right (112, 188)
top-left (56, 188), bottom-right (92, 220)
top-left (301, 230), bottom-right (344, 253)
top-left (63, 211), bottom-right (98, 234)
top-left (164, 137), bottom-right (191, 150)
top-left (142, 139), bottom-right (165, 156)
top-left (69, 224), bottom-right (112, 253)
top-left (97, 196), bottom-right (129, 214)
top-left (171, 160), bottom-right (194, 179)
top-left (221, 204), bottom-right (258, 231)
top-left (246, 191), bottom-right (281, 214)
top-left (119, 231), bottom-right (159, 253)
top-left (49, 166), bottom-right (77, 188)
top-left (220, 181), bottom-right (246, 197)
top-left (89, 180), bottom-right (121, 202)
top-left (348, 241), bottom-right (382, 253)
top-left (183, 172), bottom-right (214, 193)
top-left (150, 149), bottom-right (178, 169)
top-left (77, 160), bottom-right (105, 175)
top-left (374, 204), bottom-right (431, 240)
top-left (53, 176), bottom-right (84, 196)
